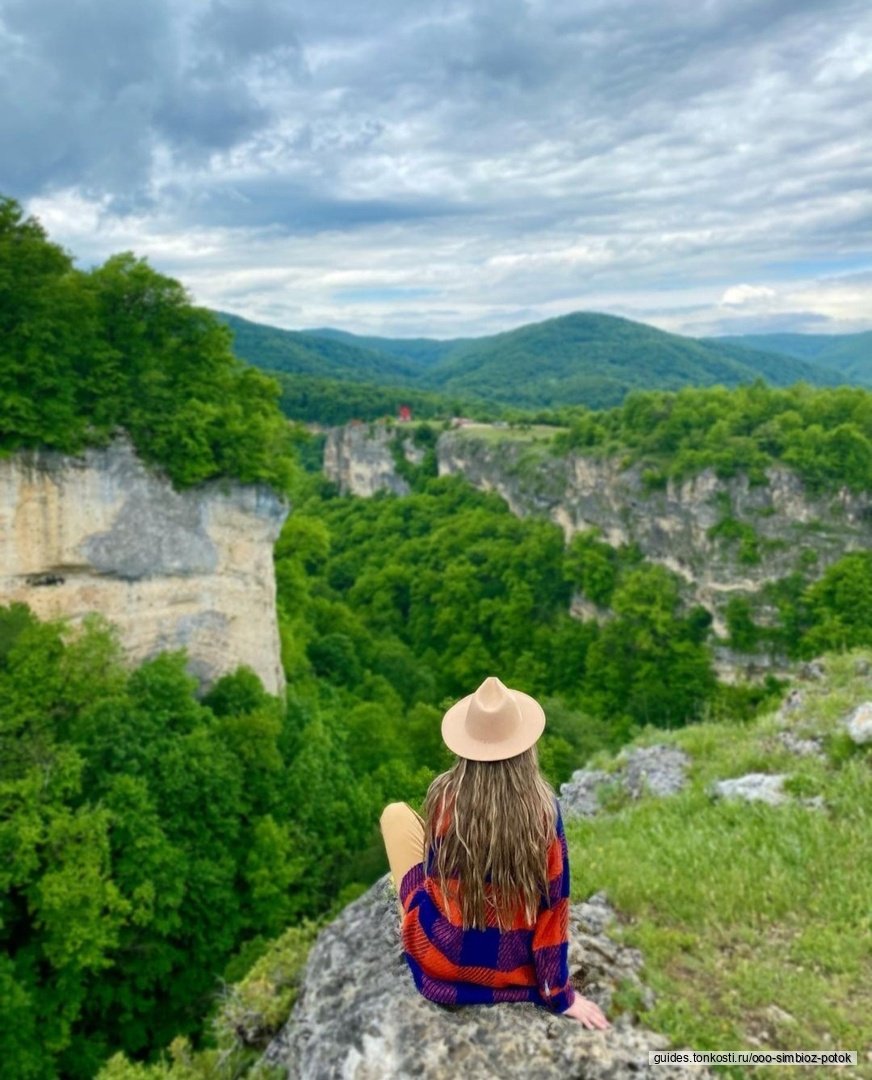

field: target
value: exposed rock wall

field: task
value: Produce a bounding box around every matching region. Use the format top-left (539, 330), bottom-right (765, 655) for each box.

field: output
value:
top-left (323, 422), bottom-right (415, 496)
top-left (0, 433), bottom-right (289, 695)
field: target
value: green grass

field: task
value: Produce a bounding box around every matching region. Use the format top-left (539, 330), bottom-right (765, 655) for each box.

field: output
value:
top-left (566, 648), bottom-right (872, 1079)
top-left (449, 423), bottom-right (568, 443)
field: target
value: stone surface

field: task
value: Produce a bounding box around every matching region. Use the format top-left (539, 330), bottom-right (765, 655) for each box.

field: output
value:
top-left (0, 433), bottom-right (289, 695)
top-left (798, 659), bottom-right (826, 681)
top-left (776, 731), bottom-right (825, 758)
top-left (776, 688), bottom-right (805, 720)
top-left (260, 875), bottom-right (713, 1080)
top-left (843, 701), bottom-right (872, 745)
top-left (617, 745), bottom-right (691, 800)
top-left (323, 422), bottom-right (415, 496)
top-left (560, 769), bottom-right (614, 818)
top-left (710, 773), bottom-right (790, 806)
top-left (560, 745), bottom-right (690, 819)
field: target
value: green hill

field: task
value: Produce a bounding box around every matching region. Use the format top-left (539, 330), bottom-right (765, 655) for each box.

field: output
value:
top-left (307, 327), bottom-right (465, 368)
top-left (422, 312), bottom-right (839, 408)
top-left (216, 312), bottom-right (423, 384)
top-left (714, 331), bottom-right (872, 387)
top-left (220, 309), bottom-right (841, 415)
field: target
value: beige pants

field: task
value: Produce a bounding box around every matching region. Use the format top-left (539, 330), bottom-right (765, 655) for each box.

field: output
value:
top-left (380, 802), bottom-right (425, 915)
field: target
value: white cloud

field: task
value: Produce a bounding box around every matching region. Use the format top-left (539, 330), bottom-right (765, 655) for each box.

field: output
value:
top-left (720, 284), bottom-right (779, 306)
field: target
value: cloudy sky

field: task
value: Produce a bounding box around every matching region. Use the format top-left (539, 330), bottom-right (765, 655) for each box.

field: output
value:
top-left (3, 0), bottom-right (871, 338)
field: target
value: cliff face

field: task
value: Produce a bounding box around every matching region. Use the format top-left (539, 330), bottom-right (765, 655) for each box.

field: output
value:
top-left (323, 423), bottom-right (872, 647)
top-left (0, 433), bottom-right (289, 695)
top-left (323, 421), bottom-right (425, 496)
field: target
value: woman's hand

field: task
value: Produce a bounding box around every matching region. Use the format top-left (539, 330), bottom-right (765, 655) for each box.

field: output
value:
top-left (561, 993), bottom-right (611, 1029)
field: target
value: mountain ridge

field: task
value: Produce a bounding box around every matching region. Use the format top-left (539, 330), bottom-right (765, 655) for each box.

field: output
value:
top-left (218, 308), bottom-right (844, 412)
top-left (713, 330), bottom-right (872, 386)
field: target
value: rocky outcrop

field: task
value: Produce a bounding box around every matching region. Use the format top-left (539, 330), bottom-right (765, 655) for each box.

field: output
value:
top-left (323, 421), bottom-right (425, 497)
top-left (843, 701), bottom-right (872, 744)
top-left (560, 745), bottom-right (691, 819)
top-left (0, 433), bottom-right (289, 695)
top-left (260, 874), bottom-right (712, 1080)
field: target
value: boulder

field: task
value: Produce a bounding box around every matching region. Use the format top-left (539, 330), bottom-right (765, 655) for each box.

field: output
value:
top-left (843, 702), bottom-right (872, 745)
top-left (260, 875), bottom-right (713, 1080)
top-left (618, 745), bottom-right (691, 800)
top-left (775, 731), bottom-right (825, 758)
top-left (560, 745), bottom-right (690, 819)
top-left (710, 773), bottom-right (790, 806)
top-left (560, 768), bottom-right (613, 818)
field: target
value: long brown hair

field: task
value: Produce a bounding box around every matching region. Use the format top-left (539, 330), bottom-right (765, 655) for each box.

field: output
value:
top-left (422, 744), bottom-right (558, 931)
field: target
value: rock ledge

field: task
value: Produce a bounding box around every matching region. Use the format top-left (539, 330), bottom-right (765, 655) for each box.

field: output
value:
top-left (261, 875), bottom-right (712, 1079)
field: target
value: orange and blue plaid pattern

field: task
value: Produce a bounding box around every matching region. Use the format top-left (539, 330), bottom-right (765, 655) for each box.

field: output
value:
top-left (398, 797), bottom-right (576, 1013)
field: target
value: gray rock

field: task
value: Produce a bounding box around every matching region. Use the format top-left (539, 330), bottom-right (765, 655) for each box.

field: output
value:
top-left (560, 769), bottom-right (613, 818)
top-left (854, 658), bottom-right (871, 677)
top-left (711, 774), bottom-right (826, 811)
top-left (560, 746), bottom-right (691, 819)
top-left (710, 773), bottom-right (790, 806)
top-left (323, 422), bottom-right (415, 497)
top-left (618, 745), bottom-right (691, 800)
top-left (843, 702), bottom-right (872, 745)
top-left (776, 731), bottom-right (825, 758)
top-left (798, 659), bottom-right (826, 681)
top-left (261, 875), bottom-right (712, 1080)
top-left (764, 1004), bottom-right (796, 1026)
top-left (0, 432), bottom-right (289, 695)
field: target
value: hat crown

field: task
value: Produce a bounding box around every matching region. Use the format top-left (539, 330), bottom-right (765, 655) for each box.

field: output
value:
top-left (465, 676), bottom-right (521, 744)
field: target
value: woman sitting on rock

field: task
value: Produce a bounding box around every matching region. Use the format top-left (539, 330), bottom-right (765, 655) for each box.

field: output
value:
top-left (380, 676), bottom-right (610, 1029)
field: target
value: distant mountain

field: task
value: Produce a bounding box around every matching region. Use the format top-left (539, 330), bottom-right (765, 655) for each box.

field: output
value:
top-left (218, 309), bottom-right (844, 413)
top-left (421, 312), bottom-right (838, 408)
top-left (306, 327), bottom-right (466, 368)
top-left (216, 312), bottom-right (421, 384)
top-left (713, 331), bottom-right (872, 387)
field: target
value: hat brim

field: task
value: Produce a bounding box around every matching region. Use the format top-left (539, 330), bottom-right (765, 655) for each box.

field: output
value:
top-left (441, 688), bottom-right (546, 762)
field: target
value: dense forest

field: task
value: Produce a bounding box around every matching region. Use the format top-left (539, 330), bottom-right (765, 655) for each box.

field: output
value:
top-left (3, 196), bottom-right (872, 1078)
top-left (551, 380), bottom-right (872, 494)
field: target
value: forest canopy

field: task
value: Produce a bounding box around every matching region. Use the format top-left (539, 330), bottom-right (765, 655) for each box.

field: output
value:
top-left (0, 195), bottom-right (297, 493)
top-left (553, 380), bottom-right (872, 493)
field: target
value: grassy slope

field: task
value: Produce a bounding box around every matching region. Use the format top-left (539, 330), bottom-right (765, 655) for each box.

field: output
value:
top-left (567, 647), bottom-right (871, 1079)
top-left (713, 332), bottom-right (872, 387)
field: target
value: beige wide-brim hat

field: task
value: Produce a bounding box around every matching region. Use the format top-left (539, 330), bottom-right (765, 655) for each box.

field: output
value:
top-left (441, 675), bottom-right (546, 761)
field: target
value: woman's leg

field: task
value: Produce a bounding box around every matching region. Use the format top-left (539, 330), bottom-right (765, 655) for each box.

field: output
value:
top-left (379, 802), bottom-right (425, 916)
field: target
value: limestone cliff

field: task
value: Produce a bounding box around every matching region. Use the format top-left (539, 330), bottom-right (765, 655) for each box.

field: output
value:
top-left (323, 421), bottom-right (425, 496)
top-left (322, 423), bottom-right (872, 661)
top-left (0, 432), bottom-right (289, 695)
